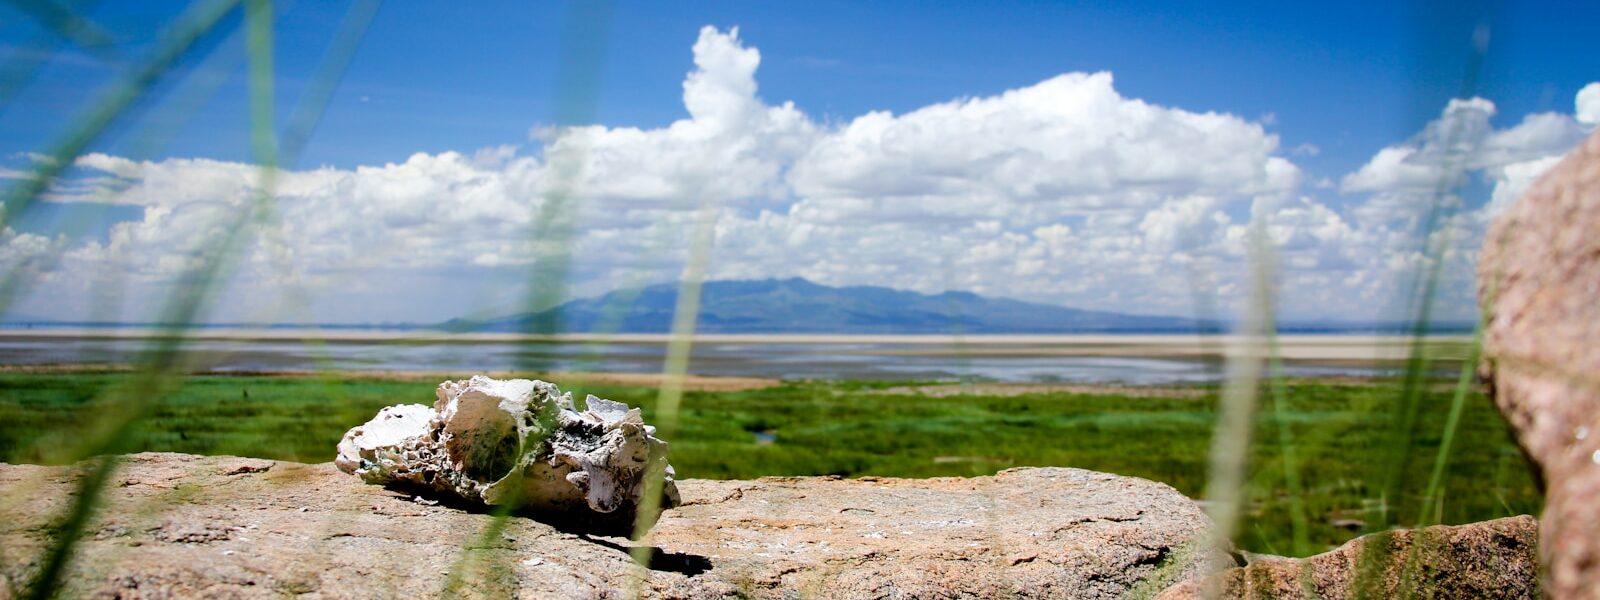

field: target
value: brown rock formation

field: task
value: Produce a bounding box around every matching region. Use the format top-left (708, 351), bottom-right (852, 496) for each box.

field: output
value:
top-left (0, 453), bottom-right (1220, 599)
top-left (1155, 515), bottom-right (1540, 599)
top-left (1479, 129), bottom-right (1600, 599)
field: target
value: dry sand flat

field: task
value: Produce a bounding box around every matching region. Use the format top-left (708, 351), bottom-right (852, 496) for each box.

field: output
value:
top-left (850, 335), bottom-right (1473, 365)
top-left (273, 370), bottom-right (782, 392)
top-left (0, 364), bottom-right (779, 392)
top-left (0, 329), bottom-right (1472, 367)
top-left (879, 383), bottom-right (1213, 399)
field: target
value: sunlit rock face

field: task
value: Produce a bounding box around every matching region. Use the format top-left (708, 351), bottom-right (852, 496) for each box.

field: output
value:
top-left (336, 376), bottom-right (679, 528)
top-left (1480, 129), bottom-right (1600, 599)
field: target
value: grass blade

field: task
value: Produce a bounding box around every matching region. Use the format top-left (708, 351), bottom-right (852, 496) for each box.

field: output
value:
top-left (0, 0), bottom-right (242, 318)
top-left (1200, 214), bottom-right (1273, 595)
top-left (17, 3), bottom-right (270, 596)
top-left (1263, 323), bottom-right (1311, 557)
top-left (4, 0), bottom-right (121, 59)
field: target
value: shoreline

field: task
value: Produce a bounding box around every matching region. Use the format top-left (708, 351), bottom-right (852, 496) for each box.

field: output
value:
top-left (0, 329), bottom-right (1472, 358)
top-left (0, 328), bottom-right (1472, 345)
top-left (0, 364), bottom-right (783, 392)
top-left (0, 332), bottom-right (1472, 383)
top-left (0, 364), bottom-right (1457, 392)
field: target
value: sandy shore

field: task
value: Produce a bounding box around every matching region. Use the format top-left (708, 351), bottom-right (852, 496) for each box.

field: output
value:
top-left (0, 363), bottom-right (781, 392)
top-left (0, 329), bottom-right (1472, 384)
top-left (0, 329), bottom-right (1471, 360)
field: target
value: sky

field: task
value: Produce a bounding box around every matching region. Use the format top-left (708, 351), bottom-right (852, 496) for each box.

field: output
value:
top-left (0, 0), bottom-right (1596, 325)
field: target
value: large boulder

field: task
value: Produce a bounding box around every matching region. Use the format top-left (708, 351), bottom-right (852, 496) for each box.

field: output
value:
top-left (0, 453), bottom-right (1218, 599)
top-left (1479, 129), bottom-right (1600, 599)
top-left (1154, 515), bottom-right (1540, 599)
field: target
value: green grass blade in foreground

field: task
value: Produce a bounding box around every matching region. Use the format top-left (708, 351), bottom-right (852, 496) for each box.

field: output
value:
top-left (630, 198), bottom-right (719, 553)
top-left (245, 0), bottom-right (383, 368)
top-left (0, 0), bottom-right (242, 319)
top-left (21, 456), bottom-right (117, 600)
top-left (1371, 209), bottom-right (1471, 530)
top-left (0, 33), bottom-right (65, 114)
top-left (1428, 153), bottom-right (1545, 524)
top-left (21, 2), bottom-right (270, 596)
top-left (443, 2), bottom-right (614, 591)
top-left (277, 0), bottom-right (381, 162)
top-left (563, 215), bottom-right (692, 375)
top-left (25, 0), bottom-right (275, 325)
top-left (513, 0), bottom-right (612, 342)
top-left (1418, 327), bottom-right (1483, 527)
top-left (0, 0), bottom-right (238, 233)
top-left (1264, 320), bottom-right (1312, 557)
top-left (1379, 327), bottom-right (1484, 600)
top-left (1352, 37), bottom-right (1486, 596)
top-left (1390, 185), bottom-right (1517, 597)
top-left (244, 0), bottom-right (275, 166)
top-left (1371, 25), bottom-right (1487, 535)
top-left (5, 0), bottom-right (122, 60)
top-left (1199, 218), bottom-right (1273, 591)
top-left (3, 12), bottom-right (247, 330)
top-left (0, 0), bottom-right (117, 115)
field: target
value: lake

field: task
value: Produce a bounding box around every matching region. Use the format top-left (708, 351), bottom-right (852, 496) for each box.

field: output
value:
top-left (0, 329), bottom-right (1464, 384)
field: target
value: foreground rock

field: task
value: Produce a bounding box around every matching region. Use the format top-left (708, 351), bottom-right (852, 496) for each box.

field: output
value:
top-left (1480, 128), bottom-right (1600, 599)
top-left (1156, 515), bottom-right (1539, 599)
top-left (336, 376), bottom-right (679, 530)
top-left (0, 454), bottom-right (1217, 599)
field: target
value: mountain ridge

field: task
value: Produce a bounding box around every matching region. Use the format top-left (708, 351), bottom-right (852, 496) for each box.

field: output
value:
top-left (441, 277), bottom-right (1220, 334)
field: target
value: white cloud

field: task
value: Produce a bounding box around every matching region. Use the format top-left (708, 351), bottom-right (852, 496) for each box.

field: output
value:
top-left (1139, 196), bottom-right (1228, 254)
top-left (1578, 82), bottom-right (1600, 126)
top-left (791, 72), bottom-right (1297, 210)
top-left (1324, 89), bottom-right (1593, 320)
top-left (3, 27), bottom-right (1594, 325)
top-left (1342, 96), bottom-right (1586, 227)
top-left (1342, 98), bottom-right (1498, 196)
top-left (1483, 155), bottom-right (1563, 219)
top-left (544, 26), bottom-right (816, 214)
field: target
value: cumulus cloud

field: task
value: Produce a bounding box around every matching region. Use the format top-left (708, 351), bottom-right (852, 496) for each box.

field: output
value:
top-left (1340, 96), bottom-right (1587, 231)
top-left (1323, 89), bottom-right (1593, 319)
top-left (791, 72), bottom-right (1297, 207)
top-left (1578, 82), bottom-right (1600, 126)
top-left (2, 27), bottom-right (1593, 324)
top-left (546, 27), bottom-right (816, 215)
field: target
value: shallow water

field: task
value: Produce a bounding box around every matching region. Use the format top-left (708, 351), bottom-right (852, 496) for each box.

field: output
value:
top-left (0, 334), bottom-right (1402, 384)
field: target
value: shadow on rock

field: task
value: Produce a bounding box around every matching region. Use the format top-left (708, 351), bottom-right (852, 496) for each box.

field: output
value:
top-left (576, 534), bottom-right (713, 576)
top-left (382, 483), bottom-right (665, 539)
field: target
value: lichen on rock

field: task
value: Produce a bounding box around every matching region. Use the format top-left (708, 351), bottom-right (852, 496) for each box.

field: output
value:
top-left (336, 375), bottom-right (679, 527)
top-left (1154, 516), bottom-right (1540, 599)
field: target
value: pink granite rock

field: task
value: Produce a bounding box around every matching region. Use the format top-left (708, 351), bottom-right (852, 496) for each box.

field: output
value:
top-left (1479, 128), bottom-right (1600, 599)
top-left (0, 453), bottom-right (1220, 599)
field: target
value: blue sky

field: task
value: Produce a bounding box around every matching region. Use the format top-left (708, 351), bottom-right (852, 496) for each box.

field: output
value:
top-left (6, 1), bottom-right (1594, 173)
top-left (0, 1), bottom-right (1596, 324)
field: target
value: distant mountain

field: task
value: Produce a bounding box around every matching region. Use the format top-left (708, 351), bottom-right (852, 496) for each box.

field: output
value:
top-left (440, 277), bottom-right (1219, 334)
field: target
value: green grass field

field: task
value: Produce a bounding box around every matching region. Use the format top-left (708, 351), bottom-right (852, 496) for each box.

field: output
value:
top-left (0, 372), bottom-right (1540, 556)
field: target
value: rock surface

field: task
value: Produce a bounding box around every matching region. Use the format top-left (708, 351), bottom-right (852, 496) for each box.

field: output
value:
top-left (1155, 515), bottom-right (1540, 599)
top-left (335, 376), bottom-right (678, 528)
top-left (1479, 128), bottom-right (1600, 599)
top-left (0, 453), bottom-right (1218, 599)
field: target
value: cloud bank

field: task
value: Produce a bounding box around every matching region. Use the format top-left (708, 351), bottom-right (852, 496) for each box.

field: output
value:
top-left (3, 26), bottom-right (1594, 324)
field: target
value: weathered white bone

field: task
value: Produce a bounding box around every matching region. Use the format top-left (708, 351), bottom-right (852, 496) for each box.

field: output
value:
top-left (335, 376), bottom-right (679, 525)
